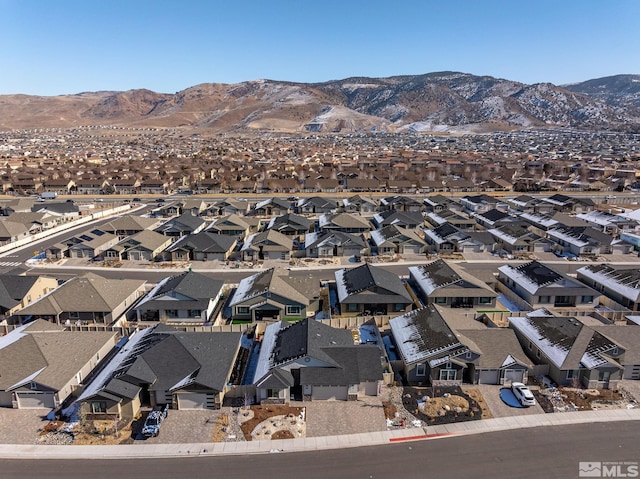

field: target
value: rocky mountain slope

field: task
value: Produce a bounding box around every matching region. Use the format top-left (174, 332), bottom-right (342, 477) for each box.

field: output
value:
top-left (1, 72), bottom-right (638, 133)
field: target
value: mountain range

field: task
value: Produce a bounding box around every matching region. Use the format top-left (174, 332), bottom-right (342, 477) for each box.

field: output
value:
top-left (1, 72), bottom-right (639, 134)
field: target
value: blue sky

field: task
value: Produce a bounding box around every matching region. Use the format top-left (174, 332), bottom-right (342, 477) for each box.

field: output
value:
top-left (1, 0), bottom-right (638, 95)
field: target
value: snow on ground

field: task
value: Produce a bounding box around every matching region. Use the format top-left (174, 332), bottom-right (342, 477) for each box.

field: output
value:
top-left (497, 293), bottom-right (523, 312)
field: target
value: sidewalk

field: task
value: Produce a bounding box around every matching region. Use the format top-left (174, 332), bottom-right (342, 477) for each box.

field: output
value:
top-left (0, 408), bottom-right (637, 460)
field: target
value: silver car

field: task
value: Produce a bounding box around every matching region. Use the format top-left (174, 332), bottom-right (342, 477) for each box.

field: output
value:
top-left (511, 382), bottom-right (536, 407)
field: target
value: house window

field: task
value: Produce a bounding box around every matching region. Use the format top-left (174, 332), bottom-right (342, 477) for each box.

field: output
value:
top-left (566, 370), bottom-right (578, 379)
top-left (581, 295), bottom-right (594, 304)
top-left (538, 296), bottom-right (550, 304)
top-left (188, 310), bottom-right (200, 318)
top-left (30, 382), bottom-right (37, 390)
top-left (393, 303), bottom-right (405, 312)
top-left (69, 311), bottom-right (80, 319)
top-left (416, 364), bottom-right (426, 376)
top-left (267, 389), bottom-right (280, 399)
top-left (598, 370), bottom-right (611, 382)
top-left (465, 351), bottom-right (472, 359)
top-left (434, 297), bottom-right (447, 304)
top-left (236, 306), bottom-right (249, 315)
top-left (347, 303), bottom-right (358, 312)
top-left (536, 349), bottom-right (541, 359)
top-left (166, 310), bottom-right (178, 318)
top-left (91, 401), bottom-right (107, 413)
top-left (285, 305), bottom-right (301, 316)
top-left (479, 297), bottom-right (492, 304)
top-left (439, 369), bottom-right (456, 381)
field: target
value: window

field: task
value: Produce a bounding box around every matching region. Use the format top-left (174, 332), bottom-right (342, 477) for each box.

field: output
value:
top-left (536, 349), bottom-right (541, 359)
top-left (188, 310), bottom-right (200, 318)
top-left (566, 370), bottom-right (578, 379)
top-left (465, 351), bottom-right (472, 359)
top-left (434, 297), bottom-right (447, 304)
top-left (266, 389), bottom-right (280, 399)
top-left (581, 295), bottom-right (594, 304)
top-left (538, 296), bottom-right (550, 304)
top-left (347, 303), bottom-right (358, 312)
top-left (91, 401), bottom-right (107, 413)
top-left (479, 297), bottom-right (492, 304)
top-left (416, 364), bottom-right (426, 376)
top-left (285, 305), bottom-right (301, 316)
top-left (598, 370), bottom-right (611, 382)
top-left (30, 382), bottom-right (37, 390)
top-left (236, 306), bottom-right (249, 315)
top-left (528, 341), bottom-right (533, 351)
top-left (393, 303), bottom-right (405, 312)
top-left (439, 369), bottom-right (456, 381)
top-left (166, 310), bottom-right (178, 318)
top-left (69, 311), bottom-right (80, 319)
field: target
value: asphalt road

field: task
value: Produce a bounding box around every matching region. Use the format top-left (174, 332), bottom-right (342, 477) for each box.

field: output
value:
top-left (1, 422), bottom-right (639, 479)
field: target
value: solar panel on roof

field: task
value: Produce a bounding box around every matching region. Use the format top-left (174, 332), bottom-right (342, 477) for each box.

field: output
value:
top-left (79, 234), bottom-right (93, 241)
top-left (91, 229), bottom-right (105, 236)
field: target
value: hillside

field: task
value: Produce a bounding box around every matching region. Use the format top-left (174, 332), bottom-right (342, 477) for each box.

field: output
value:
top-left (0, 72), bottom-right (638, 133)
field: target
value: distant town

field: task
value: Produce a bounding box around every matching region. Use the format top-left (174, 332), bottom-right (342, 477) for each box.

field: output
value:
top-left (0, 127), bottom-right (639, 449)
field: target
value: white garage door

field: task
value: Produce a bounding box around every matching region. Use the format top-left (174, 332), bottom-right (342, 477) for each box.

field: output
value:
top-left (477, 369), bottom-right (500, 385)
top-left (504, 369), bottom-right (525, 383)
top-left (311, 386), bottom-right (348, 401)
top-left (17, 392), bottom-right (55, 409)
top-left (177, 393), bottom-right (209, 409)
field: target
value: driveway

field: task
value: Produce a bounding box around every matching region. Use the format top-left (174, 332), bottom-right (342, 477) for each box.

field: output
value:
top-left (133, 409), bottom-right (230, 444)
top-left (303, 396), bottom-right (388, 437)
top-left (473, 384), bottom-right (545, 418)
top-left (0, 408), bottom-right (52, 444)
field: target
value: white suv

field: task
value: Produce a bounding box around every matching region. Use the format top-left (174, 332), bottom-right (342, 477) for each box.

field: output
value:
top-left (511, 382), bottom-right (536, 407)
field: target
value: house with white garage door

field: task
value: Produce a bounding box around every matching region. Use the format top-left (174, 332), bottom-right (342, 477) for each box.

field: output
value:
top-left (252, 318), bottom-right (383, 403)
top-left (76, 324), bottom-right (241, 418)
top-left (0, 320), bottom-right (117, 409)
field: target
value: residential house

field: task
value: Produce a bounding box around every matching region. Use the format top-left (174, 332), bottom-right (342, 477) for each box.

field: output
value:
top-left (165, 231), bottom-right (237, 262)
top-left (295, 196), bottom-right (338, 214)
top-left (251, 197), bottom-right (292, 216)
top-left (576, 264), bottom-right (640, 312)
top-left (155, 213), bottom-right (207, 239)
top-left (379, 195), bottom-right (424, 213)
top-left (509, 312), bottom-right (623, 389)
top-left (487, 222), bottom-right (553, 254)
top-left (206, 199), bottom-right (250, 216)
top-left (576, 210), bottom-right (637, 235)
top-left (341, 195), bottom-right (378, 214)
top-left (409, 260), bottom-right (497, 309)
top-left (229, 267), bottom-right (319, 322)
top-left (241, 230), bottom-right (293, 261)
top-left (14, 273), bottom-right (146, 325)
top-left (371, 210), bottom-right (424, 230)
top-left (423, 223), bottom-right (494, 253)
top-left (104, 230), bottom-right (172, 261)
top-left (547, 226), bottom-right (633, 256)
top-left (265, 213), bottom-right (312, 237)
top-left (318, 213), bottom-right (371, 234)
top-left (498, 261), bottom-right (599, 310)
top-left (252, 318), bottom-right (382, 403)
top-left (334, 263), bottom-right (414, 316)
top-left (304, 231), bottom-right (366, 259)
top-left (101, 215), bottom-right (161, 239)
top-left (0, 275), bottom-right (59, 317)
top-left (370, 224), bottom-right (425, 255)
top-left (133, 271), bottom-right (224, 323)
top-left (425, 209), bottom-right (475, 231)
top-left (77, 324), bottom-right (241, 417)
top-left (67, 229), bottom-right (119, 259)
top-left (541, 194), bottom-right (595, 214)
top-left (473, 208), bottom-right (515, 228)
top-left (0, 320), bottom-right (117, 409)
top-left (207, 214), bottom-right (258, 240)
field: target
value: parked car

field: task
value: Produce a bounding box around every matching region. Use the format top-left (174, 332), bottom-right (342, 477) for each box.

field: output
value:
top-left (511, 382), bottom-right (536, 407)
top-left (141, 404), bottom-right (169, 438)
top-left (132, 198), bottom-right (142, 202)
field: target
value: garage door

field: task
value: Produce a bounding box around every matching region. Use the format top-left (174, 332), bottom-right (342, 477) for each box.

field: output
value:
top-left (129, 251), bottom-right (140, 261)
top-left (477, 369), bottom-right (500, 385)
top-left (17, 392), bottom-right (55, 409)
top-left (177, 393), bottom-right (209, 409)
top-left (503, 369), bottom-right (524, 383)
top-left (311, 386), bottom-right (348, 401)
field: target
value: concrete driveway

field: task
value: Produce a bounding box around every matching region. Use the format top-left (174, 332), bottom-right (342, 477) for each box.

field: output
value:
top-left (474, 384), bottom-right (545, 418)
top-left (0, 408), bottom-right (52, 444)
